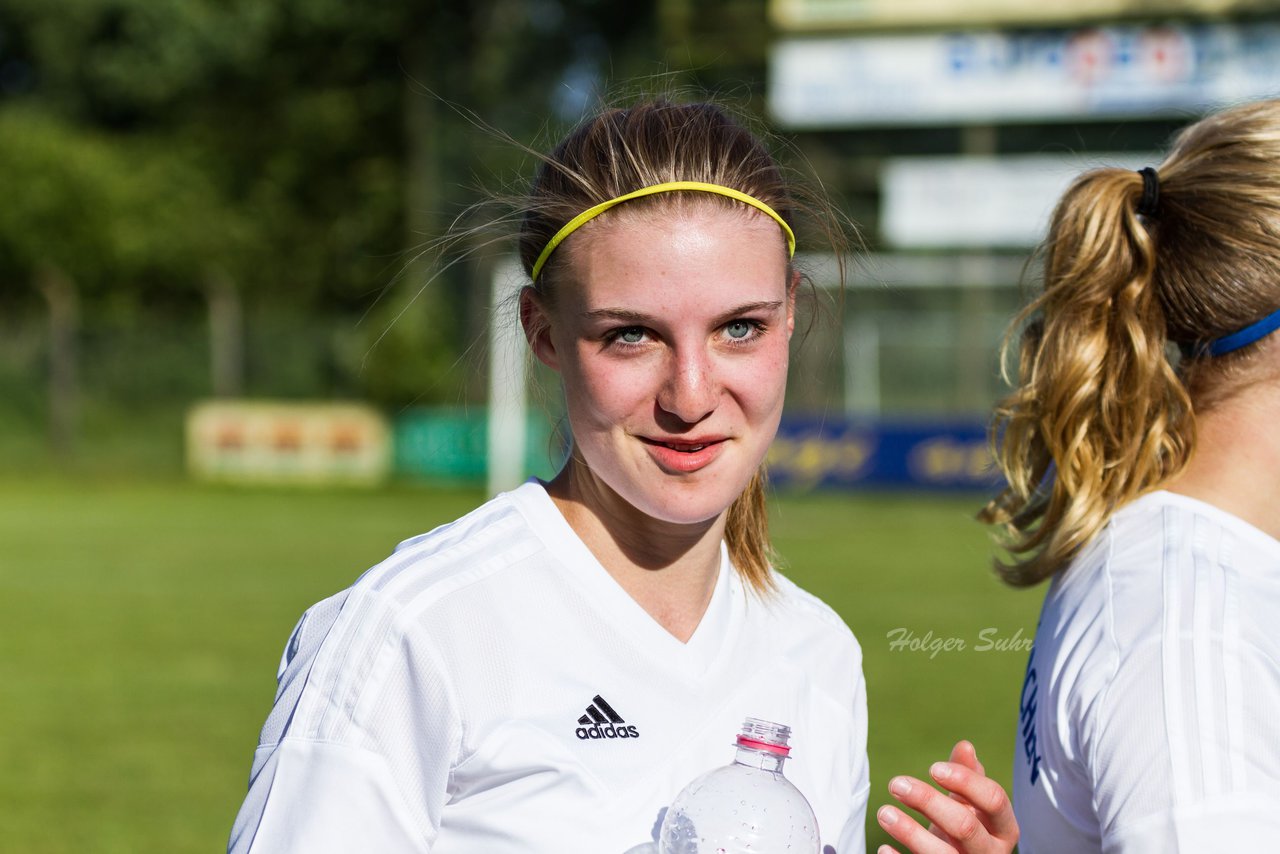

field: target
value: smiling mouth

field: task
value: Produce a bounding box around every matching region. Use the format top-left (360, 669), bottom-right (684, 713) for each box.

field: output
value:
top-left (641, 438), bottom-right (724, 453)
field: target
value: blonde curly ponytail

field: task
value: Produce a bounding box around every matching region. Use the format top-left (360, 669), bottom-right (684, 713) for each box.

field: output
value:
top-left (980, 169), bottom-right (1193, 585)
top-left (982, 99), bottom-right (1280, 585)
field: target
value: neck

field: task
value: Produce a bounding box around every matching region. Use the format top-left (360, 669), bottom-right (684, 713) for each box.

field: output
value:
top-left (545, 458), bottom-right (726, 642)
top-left (1165, 383), bottom-right (1280, 541)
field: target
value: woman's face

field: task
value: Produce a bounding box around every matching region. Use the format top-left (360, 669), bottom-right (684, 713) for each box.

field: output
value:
top-left (525, 204), bottom-right (794, 526)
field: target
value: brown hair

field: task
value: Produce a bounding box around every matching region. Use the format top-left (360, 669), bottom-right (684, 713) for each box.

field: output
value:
top-left (518, 99), bottom-right (846, 594)
top-left (981, 99), bottom-right (1280, 586)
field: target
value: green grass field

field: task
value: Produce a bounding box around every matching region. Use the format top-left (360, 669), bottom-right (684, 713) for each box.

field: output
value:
top-left (0, 476), bottom-right (1041, 852)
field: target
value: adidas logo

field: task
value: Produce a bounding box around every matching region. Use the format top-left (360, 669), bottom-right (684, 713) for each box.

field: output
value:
top-left (574, 694), bottom-right (640, 740)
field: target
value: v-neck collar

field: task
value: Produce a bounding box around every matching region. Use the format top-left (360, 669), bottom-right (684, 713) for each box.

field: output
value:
top-left (507, 479), bottom-right (742, 681)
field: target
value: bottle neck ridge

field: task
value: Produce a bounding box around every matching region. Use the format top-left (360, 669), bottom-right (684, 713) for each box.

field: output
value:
top-left (734, 745), bottom-right (787, 774)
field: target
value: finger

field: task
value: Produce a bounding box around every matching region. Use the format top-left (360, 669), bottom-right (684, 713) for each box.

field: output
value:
top-left (942, 741), bottom-right (984, 810)
top-left (930, 762), bottom-right (1019, 843)
top-left (949, 740), bottom-right (985, 777)
top-left (888, 775), bottom-right (991, 849)
top-left (876, 846), bottom-right (901, 854)
top-left (928, 821), bottom-right (957, 846)
top-left (877, 803), bottom-right (951, 854)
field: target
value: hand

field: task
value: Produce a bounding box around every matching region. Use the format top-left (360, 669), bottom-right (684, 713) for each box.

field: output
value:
top-left (875, 740), bottom-right (1018, 854)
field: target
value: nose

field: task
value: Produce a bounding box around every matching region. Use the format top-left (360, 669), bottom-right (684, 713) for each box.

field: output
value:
top-left (656, 346), bottom-right (718, 424)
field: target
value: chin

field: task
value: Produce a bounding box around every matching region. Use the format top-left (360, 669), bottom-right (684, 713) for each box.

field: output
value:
top-left (629, 478), bottom-right (748, 527)
top-left (576, 441), bottom-right (760, 526)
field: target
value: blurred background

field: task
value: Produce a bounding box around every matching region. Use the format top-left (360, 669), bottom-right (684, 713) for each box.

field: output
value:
top-left (2, 0), bottom-right (1277, 851)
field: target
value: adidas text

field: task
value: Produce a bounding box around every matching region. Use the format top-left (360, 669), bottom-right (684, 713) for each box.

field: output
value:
top-left (574, 695), bottom-right (638, 739)
top-left (575, 723), bottom-right (640, 740)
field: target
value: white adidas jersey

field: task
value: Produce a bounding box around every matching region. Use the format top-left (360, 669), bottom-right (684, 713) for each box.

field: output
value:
top-left (228, 481), bottom-right (869, 853)
top-left (1014, 491), bottom-right (1280, 853)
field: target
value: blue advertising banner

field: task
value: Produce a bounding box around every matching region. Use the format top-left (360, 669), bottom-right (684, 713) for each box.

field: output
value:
top-left (768, 416), bottom-right (1001, 491)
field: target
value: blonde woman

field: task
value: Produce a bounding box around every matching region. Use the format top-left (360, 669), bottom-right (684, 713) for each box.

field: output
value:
top-left (227, 99), bottom-right (877, 853)
top-left (976, 99), bottom-right (1280, 851)
top-left (227, 97), bottom-right (1021, 854)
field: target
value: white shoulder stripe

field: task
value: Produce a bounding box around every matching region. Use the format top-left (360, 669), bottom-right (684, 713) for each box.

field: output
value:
top-left (1161, 505), bottom-right (1193, 807)
top-left (1161, 505), bottom-right (1251, 807)
top-left (1191, 513), bottom-right (1224, 800)
top-left (357, 498), bottom-right (531, 601)
top-left (293, 584), bottom-right (401, 742)
top-left (1220, 536), bottom-right (1248, 792)
top-left (287, 497), bottom-right (542, 744)
top-left (1093, 522), bottom-right (1122, 794)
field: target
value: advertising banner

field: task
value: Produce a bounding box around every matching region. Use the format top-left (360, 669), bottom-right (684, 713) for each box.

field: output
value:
top-left (186, 401), bottom-right (391, 485)
top-left (770, 22), bottom-right (1280, 127)
top-left (881, 152), bottom-right (1152, 248)
top-left (394, 408), bottom-right (562, 483)
top-left (769, 0), bottom-right (1271, 32)
top-left (768, 416), bottom-right (1000, 490)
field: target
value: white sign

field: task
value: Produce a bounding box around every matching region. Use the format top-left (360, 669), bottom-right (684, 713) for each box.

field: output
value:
top-left (882, 153), bottom-right (1153, 248)
top-left (769, 23), bottom-right (1280, 127)
top-left (768, 0), bottom-right (1267, 32)
top-left (186, 400), bottom-right (391, 485)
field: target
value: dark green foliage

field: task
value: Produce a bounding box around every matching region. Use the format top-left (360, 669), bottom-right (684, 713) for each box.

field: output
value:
top-left (0, 0), bottom-right (693, 409)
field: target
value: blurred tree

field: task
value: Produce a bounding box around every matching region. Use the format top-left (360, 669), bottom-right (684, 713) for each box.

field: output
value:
top-left (0, 108), bottom-right (250, 306)
top-left (0, 0), bottom-right (784, 413)
top-left (0, 108), bottom-right (251, 449)
top-left (657, 0), bottom-right (772, 107)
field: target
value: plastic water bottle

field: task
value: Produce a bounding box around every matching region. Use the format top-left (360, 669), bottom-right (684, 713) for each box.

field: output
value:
top-left (659, 718), bottom-right (820, 853)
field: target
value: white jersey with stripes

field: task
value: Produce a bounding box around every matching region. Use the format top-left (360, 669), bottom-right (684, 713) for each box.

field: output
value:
top-left (1014, 490), bottom-right (1280, 853)
top-left (227, 480), bottom-right (869, 854)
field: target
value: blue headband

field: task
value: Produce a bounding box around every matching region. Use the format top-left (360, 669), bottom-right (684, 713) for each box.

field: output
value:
top-left (1202, 306), bottom-right (1280, 357)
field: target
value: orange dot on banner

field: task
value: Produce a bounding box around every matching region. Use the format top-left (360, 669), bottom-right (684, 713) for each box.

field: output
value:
top-left (215, 424), bottom-right (245, 450)
top-left (330, 425), bottom-right (363, 454)
top-left (273, 423), bottom-right (303, 452)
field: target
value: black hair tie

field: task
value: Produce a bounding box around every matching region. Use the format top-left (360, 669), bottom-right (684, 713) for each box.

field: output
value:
top-left (1136, 167), bottom-right (1160, 218)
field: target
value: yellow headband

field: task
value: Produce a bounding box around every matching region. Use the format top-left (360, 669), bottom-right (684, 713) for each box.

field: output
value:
top-left (530, 180), bottom-right (796, 282)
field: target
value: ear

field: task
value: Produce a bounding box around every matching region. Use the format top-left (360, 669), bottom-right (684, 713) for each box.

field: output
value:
top-left (519, 286), bottom-right (560, 371)
top-left (785, 269), bottom-right (801, 340)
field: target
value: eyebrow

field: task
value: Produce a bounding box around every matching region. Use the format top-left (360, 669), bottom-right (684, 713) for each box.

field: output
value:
top-left (583, 300), bottom-right (785, 324)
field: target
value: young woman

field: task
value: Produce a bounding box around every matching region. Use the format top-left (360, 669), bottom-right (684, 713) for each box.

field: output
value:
top-left (227, 98), bottom-right (1017, 854)
top-left (974, 99), bottom-right (1280, 851)
top-left (225, 99), bottom-right (867, 853)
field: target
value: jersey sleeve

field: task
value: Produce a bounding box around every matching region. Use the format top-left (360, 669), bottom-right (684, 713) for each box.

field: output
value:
top-left (1081, 527), bottom-right (1280, 853)
top-left (814, 627), bottom-right (869, 854)
top-left (228, 587), bottom-right (463, 854)
top-left (834, 656), bottom-right (870, 854)
top-left (228, 739), bottom-right (431, 853)
top-left (1084, 636), bottom-right (1280, 852)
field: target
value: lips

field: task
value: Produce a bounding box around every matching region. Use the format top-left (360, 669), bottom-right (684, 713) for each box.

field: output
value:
top-left (650, 440), bottom-right (713, 452)
top-left (639, 436), bottom-right (728, 472)
top-left (641, 437), bottom-right (725, 451)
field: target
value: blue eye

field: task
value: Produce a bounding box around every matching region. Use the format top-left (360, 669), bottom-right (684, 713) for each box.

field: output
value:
top-left (618, 328), bottom-right (645, 344)
top-left (726, 321), bottom-right (753, 340)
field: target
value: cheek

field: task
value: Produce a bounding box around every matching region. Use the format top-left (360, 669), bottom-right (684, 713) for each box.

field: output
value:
top-left (730, 343), bottom-right (790, 415)
top-left (562, 349), bottom-right (654, 426)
